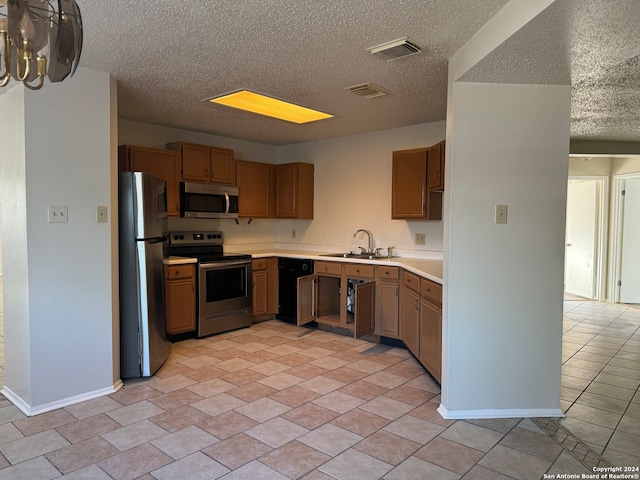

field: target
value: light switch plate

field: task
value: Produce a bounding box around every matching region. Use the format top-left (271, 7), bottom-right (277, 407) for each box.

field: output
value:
top-left (495, 205), bottom-right (508, 224)
top-left (97, 206), bottom-right (108, 223)
top-left (48, 205), bottom-right (68, 223)
top-left (415, 233), bottom-right (426, 245)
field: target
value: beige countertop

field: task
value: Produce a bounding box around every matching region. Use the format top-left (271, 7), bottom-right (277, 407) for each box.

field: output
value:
top-left (164, 250), bottom-right (442, 283)
top-left (164, 256), bottom-right (198, 265)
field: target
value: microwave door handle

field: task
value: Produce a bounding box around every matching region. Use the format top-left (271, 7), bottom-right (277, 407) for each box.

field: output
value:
top-left (224, 192), bottom-right (230, 214)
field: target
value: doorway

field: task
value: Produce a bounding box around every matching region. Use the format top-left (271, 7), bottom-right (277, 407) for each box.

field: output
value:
top-left (611, 174), bottom-right (640, 304)
top-left (564, 177), bottom-right (607, 301)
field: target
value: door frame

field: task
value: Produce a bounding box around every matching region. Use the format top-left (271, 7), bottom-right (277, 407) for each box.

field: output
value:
top-left (566, 176), bottom-right (608, 301)
top-left (611, 173), bottom-right (640, 302)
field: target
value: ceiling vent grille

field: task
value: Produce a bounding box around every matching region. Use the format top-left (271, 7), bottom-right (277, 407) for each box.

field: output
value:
top-left (345, 83), bottom-right (390, 99)
top-left (367, 37), bottom-right (423, 61)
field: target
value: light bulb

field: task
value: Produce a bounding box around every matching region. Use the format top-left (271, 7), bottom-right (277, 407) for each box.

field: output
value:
top-left (19, 9), bottom-right (35, 41)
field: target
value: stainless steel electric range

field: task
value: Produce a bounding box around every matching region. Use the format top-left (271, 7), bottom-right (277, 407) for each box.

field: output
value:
top-left (168, 231), bottom-right (252, 337)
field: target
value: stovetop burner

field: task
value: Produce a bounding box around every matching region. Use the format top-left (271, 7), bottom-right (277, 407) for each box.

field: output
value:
top-left (168, 230), bottom-right (251, 262)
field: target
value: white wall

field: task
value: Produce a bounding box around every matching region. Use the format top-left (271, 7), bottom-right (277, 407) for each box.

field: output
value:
top-left (118, 119), bottom-right (278, 165)
top-left (118, 119), bottom-right (280, 247)
top-left (119, 120), bottom-right (446, 257)
top-left (0, 86), bottom-right (32, 405)
top-left (612, 156), bottom-right (640, 176)
top-left (276, 123), bottom-right (446, 257)
top-left (0, 212), bottom-right (3, 276)
top-left (442, 82), bottom-right (569, 418)
top-left (0, 68), bottom-right (119, 414)
top-left (568, 157), bottom-right (612, 177)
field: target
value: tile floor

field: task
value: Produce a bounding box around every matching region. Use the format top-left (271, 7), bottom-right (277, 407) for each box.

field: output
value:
top-left (0, 290), bottom-right (637, 479)
top-left (560, 297), bottom-right (640, 467)
top-left (0, 276), bottom-right (3, 387)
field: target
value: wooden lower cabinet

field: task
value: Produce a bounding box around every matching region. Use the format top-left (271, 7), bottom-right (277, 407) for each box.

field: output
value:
top-left (375, 266), bottom-right (400, 338)
top-left (297, 261), bottom-right (374, 338)
top-left (164, 264), bottom-right (196, 335)
top-left (400, 270), bottom-right (442, 381)
top-left (420, 298), bottom-right (442, 383)
top-left (252, 257), bottom-right (278, 320)
top-left (401, 282), bottom-right (420, 356)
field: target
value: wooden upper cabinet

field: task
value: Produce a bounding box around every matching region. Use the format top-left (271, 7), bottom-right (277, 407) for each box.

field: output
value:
top-left (167, 142), bottom-right (235, 185)
top-left (392, 146), bottom-right (442, 221)
top-left (179, 142), bottom-right (210, 182)
top-left (236, 160), bottom-right (275, 218)
top-left (118, 145), bottom-right (181, 217)
top-left (392, 148), bottom-right (428, 219)
top-left (211, 147), bottom-right (235, 185)
top-left (428, 140), bottom-right (445, 191)
top-left (276, 162), bottom-right (314, 219)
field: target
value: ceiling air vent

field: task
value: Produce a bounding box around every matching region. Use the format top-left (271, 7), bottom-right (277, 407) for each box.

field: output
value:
top-left (367, 37), bottom-right (423, 61)
top-left (345, 83), bottom-right (390, 99)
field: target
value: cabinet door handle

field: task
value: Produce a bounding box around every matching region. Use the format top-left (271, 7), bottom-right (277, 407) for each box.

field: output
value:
top-left (356, 269), bottom-right (360, 274)
top-left (415, 299), bottom-right (420, 309)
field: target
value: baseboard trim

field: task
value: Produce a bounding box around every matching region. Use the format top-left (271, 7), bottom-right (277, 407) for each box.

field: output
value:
top-left (1, 380), bottom-right (124, 417)
top-left (437, 404), bottom-right (565, 420)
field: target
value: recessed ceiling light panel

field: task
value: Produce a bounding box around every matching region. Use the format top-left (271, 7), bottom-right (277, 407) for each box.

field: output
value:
top-left (207, 90), bottom-right (333, 124)
top-left (367, 37), bottom-right (424, 61)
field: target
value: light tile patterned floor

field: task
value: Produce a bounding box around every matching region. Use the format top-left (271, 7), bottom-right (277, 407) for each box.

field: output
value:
top-left (561, 298), bottom-right (640, 467)
top-left (0, 276), bottom-right (3, 387)
top-left (0, 291), bottom-right (637, 478)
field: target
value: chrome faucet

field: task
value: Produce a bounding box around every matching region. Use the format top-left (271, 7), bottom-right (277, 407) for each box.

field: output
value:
top-left (353, 229), bottom-right (373, 254)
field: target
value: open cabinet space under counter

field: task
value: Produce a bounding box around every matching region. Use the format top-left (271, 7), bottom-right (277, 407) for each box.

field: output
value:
top-left (297, 261), bottom-right (374, 339)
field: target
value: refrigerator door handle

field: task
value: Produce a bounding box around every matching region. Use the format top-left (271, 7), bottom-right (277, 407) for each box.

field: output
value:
top-left (145, 235), bottom-right (168, 244)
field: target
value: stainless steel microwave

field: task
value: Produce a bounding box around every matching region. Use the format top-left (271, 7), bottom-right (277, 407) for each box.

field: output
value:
top-left (180, 182), bottom-right (239, 219)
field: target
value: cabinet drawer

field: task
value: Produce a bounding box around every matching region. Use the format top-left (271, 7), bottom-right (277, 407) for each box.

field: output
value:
top-left (165, 264), bottom-right (194, 280)
top-left (344, 264), bottom-right (374, 279)
top-left (315, 261), bottom-right (342, 276)
top-left (402, 271), bottom-right (421, 293)
top-left (376, 266), bottom-right (399, 280)
top-left (421, 279), bottom-right (442, 305)
top-left (252, 259), bottom-right (267, 271)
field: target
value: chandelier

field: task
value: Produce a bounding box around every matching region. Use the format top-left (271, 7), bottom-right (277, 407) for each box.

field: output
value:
top-left (0, 0), bottom-right (82, 90)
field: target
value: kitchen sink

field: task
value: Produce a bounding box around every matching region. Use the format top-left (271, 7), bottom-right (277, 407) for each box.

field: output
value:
top-left (321, 252), bottom-right (360, 258)
top-left (320, 252), bottom-right (397, 260)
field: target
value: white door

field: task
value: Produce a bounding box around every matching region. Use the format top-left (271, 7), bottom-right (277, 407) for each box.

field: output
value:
top-left (565, 180), bottom-right (598, 299)
top-left (620, 178), bottom-right (640, 303)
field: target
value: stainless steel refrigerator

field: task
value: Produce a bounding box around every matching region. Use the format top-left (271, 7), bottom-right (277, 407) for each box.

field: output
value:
top-left (119, 171), bottom-right (172, 378)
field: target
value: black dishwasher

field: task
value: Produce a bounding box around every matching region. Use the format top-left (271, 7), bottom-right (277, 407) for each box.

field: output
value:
top-left (278, 258), bottom-right (314, 323)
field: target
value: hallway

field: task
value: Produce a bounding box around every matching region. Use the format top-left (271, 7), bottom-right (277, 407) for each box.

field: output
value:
top-left (561, 297), bottom-right (640, 466)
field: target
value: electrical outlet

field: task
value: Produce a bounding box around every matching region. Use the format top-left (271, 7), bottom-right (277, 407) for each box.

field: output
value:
top-left (48, 205), bottom-right (68, 223)
top-left (292, 229), bottom-right (296, 239)
top-left (495, 205), bottom-right (508, 224)
top-left (97, 206), bottom-right (108, 223)
top-left (415, 233), bottom-right (426, 245)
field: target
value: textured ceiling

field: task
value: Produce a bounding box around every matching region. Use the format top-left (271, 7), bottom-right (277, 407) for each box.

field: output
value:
top-left (77, 0), bottom-right (510, 145)
top-left (456, 0), bottom-right (640, 144)
top-left (5, 1), bottom-right (639, 146)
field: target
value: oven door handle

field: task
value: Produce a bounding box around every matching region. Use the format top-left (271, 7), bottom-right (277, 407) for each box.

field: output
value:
top-left (224, 192), bottom-right (230, 214)
top-left (199, 260), bottom-right (251, 271)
